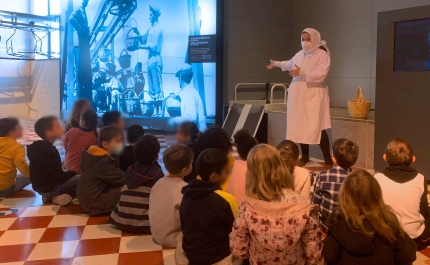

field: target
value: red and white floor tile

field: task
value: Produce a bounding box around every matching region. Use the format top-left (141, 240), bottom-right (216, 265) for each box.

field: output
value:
top-left (0, 128), bottom-right (427, 264)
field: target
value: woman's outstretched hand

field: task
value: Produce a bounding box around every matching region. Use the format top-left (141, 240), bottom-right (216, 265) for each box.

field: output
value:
top-left (289, 64), bottom-right (301, 77)
top-left (266, 60), bottom-right (275, 70)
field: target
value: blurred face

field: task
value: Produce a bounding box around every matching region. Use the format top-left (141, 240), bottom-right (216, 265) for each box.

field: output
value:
top-left (8, 124), bottom-right (23, 139)
top-left (102, 134), bottom-right (124, 155)
top-left (150, 10), bottom-right (158, 24)
top-left (209, 164), bottom-right (231, 186)
top-left (301, 32), bottom-right (311, 42)
top-left (46, 119), bottom-right (64, 141)
top-left (115, 117), bottom-right (126, 131)
top-left (176, 129), bottom-right (191, 144)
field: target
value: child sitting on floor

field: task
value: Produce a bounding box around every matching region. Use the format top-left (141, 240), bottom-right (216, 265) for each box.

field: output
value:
top-left (63, 109), bottom-right (98, 174)
top-left (312, 138), bottom-right (359, 232)
top-left (230, 144), bottom-right (324, 265)
top-left (77, 126), bottom-right (125, 216)
top-left (149, 145), bottom-right (193, 247)
top-left (178, 148), bottom-right (238, 265)
top-left (118, 124), bottom-right (145, 171)
top-left (227, 129), bottom-right (258, 204)
top-left (28, 116), bottom-right (78, 205)
top-left (101, 110), bottom-right (126, 131)
top-left (324, 170), bottom-right (416, 265)
top-left (176, 121), bottom-right (200, 183)
top-left (110, 134), bottom-right (164, 233)
top-left (277, 140), bottom-right (311, 200)
top-left (374, 139), bottom-right (430, 250)
top-left (0, 118), bottom-right (30, 197)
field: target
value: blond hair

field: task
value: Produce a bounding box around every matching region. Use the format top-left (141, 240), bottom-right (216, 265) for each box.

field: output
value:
top-left (339, 170), bottom-right (403, 243)
top-left (246, 144), bottom-right (294, 201)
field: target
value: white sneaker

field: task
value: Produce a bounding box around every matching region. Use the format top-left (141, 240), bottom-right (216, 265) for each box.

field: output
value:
top-left (52, 194), bottom-right (72, 206)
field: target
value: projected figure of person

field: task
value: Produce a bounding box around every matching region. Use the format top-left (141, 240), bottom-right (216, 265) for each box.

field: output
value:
top-left (138, 4), bottom-right (164, 116)
top-left (69, 0), bottom-right (93, 107)
top-left (176, 64), bottom-right (207, 131)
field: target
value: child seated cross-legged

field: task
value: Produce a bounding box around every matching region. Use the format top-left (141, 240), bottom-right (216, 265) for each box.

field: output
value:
top-left (0, 118), bottom-right (31, 197)
top-left (118, 124), bottom-right (145, 171)
top-left (110, 134), bottom-right (164, 232)
top-left (227, 129), bottom-right (258, 204)
top-left (63, 109), bottom-right (98, 174)
top-left (374, 139), bottom-right (430, 250)
top-left (324, 170), bottom-right (417, 265)
top-left (28, 116), bottom-right (78, 205)
top-left (149, 145), bottom-right (193, 247)
top-left (230, 144), bottom-right (324, 265)
top-left (178, 148), bottom-right (239, 265)
top-left (77, 126), bottom-right (125, 216)
top-left (312, 138), bottom-right (359, 232)
top-left (277, 140), bottom-right (311, 200)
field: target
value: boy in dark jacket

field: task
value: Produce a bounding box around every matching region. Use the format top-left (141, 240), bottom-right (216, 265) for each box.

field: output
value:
top-left (110, 134), bottom-right (164, 233)
top-left (77, 126), bottom-right (125, 216)
top-left (179, 148), bottom-right (238, 265)
top-left (28, 116), bottom-right (78, 205)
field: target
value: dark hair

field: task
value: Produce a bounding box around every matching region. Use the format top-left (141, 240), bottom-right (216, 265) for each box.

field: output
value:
top-left (98, 126), bottom-right (123, 146)
top-left (197, 128), bottom-right (232, 155)
top-left (163, 145), bottom-right (194, 174)
top-left (178, 121), bottom-right (199, 142)
top-left (80, 109), bottom-right (98, 136)
top-left (34, 116), bottom-right (58, 140)
top-left (385, 139), bottom-right (414, 166)
top-left (277, 140), bottom-right (300, 175)
top-left (0, 118), bottom-right (20, 137)
top-left (67, 99), bottom-right (90, 130)
top-left (196, 148), bottom-right (229, 181)
top-left (127, 124), bottom-right (145, 144)
top-left (332, 138), bottom-right (359, 169)
top-left (234, 129), bottom-right (258, 160)
top-left (102, 111), bottom-right (122, 127)
top-left (134, 134), bottom-right (160, 165)
top-left (181, 71), bottom-right (193, 84)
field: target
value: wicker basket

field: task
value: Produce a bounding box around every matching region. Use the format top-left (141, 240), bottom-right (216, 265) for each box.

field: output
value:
top-left (347, 86), bottom-right (371, 119)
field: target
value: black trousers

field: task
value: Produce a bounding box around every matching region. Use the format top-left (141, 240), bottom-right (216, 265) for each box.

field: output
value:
top-left (299, 130), bottom-right (332, 165)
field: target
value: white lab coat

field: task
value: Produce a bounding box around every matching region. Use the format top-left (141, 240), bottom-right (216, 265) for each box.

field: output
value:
top-left (179, 84), bottom-right (207, 131)
top-left (275, 48), bottom-right (331, 144)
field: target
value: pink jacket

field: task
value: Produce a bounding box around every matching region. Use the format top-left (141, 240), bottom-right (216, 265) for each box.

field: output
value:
top-left (229, 189), bottom-right (324, 265)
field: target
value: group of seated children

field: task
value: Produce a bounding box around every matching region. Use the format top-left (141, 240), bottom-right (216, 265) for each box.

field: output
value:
top-left (0, 99), bottom-right (427, 264)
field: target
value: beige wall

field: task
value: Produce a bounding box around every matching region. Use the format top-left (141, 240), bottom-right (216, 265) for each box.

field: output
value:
top-left (290, 0), bottom-right (430, 109)
top-left (223, 0), bottom-right (294, 105)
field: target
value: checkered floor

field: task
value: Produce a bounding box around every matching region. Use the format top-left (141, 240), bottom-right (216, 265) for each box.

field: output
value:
top-left (0, 125), bottom-right (429, 264)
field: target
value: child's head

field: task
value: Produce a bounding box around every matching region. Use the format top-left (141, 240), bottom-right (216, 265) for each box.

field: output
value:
top-left (163, 145), bottom-right (194, 177)
top-left (134, 134), bottom-right (160, 165)
top-left (68, 98), bottom-right (91, 126)
top-left (276, 140), bottom-right (300, 175)
top-left (339, 169), bottom-right (402, 243)
top-left (80, 109), bottom-right (98, 134)
top-left (197, 128), bottom-right (232, 154)
top-left (0, 118), bottom-right (22, 139)
top-left (34, 116), bottom-right (63, 142)
top-left (233, 129), bottom-right (258, 160)
top-left (246, 144), bottom-right (294, 201)
top-left (102, 111), bottom-right (125, 130)
top-left (332, 138), bottom-right (359, 169)
top-left (384, 139), bottom-right (415, 166)
top-left (196, 148), bottom-right (230, 185)
top-left (126, 124), bottom-right (145, 145)
top-left (176, 121), bottom-right (199, 144)
top-left (98, 126), bottom-right (124, 156)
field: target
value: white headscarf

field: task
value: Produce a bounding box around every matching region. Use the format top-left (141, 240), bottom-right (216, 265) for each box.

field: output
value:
top-left (302, 28), bottom-right (330, 55)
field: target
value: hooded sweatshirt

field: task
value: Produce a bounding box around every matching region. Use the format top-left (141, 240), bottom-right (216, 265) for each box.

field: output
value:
top-left (27, 140), bottom-right (75, 193)
top-left (110, 162), bottom-right (164, 233)
top-left (374, 165), bottom-right (428, 239)
top-left (77, 146), bottom-right (124, 216)
top-left (0, 137), bottom-right (30, 190)
top-left (230, 189), bottom-right (324, 265)
top-left (324, 210), bottom-right (417, 265)
top-left (180, 179), bottom-right (238, 265)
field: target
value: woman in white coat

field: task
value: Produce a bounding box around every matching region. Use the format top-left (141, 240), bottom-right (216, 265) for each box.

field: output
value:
top-left (267, 28), bottom-right (332, 167)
